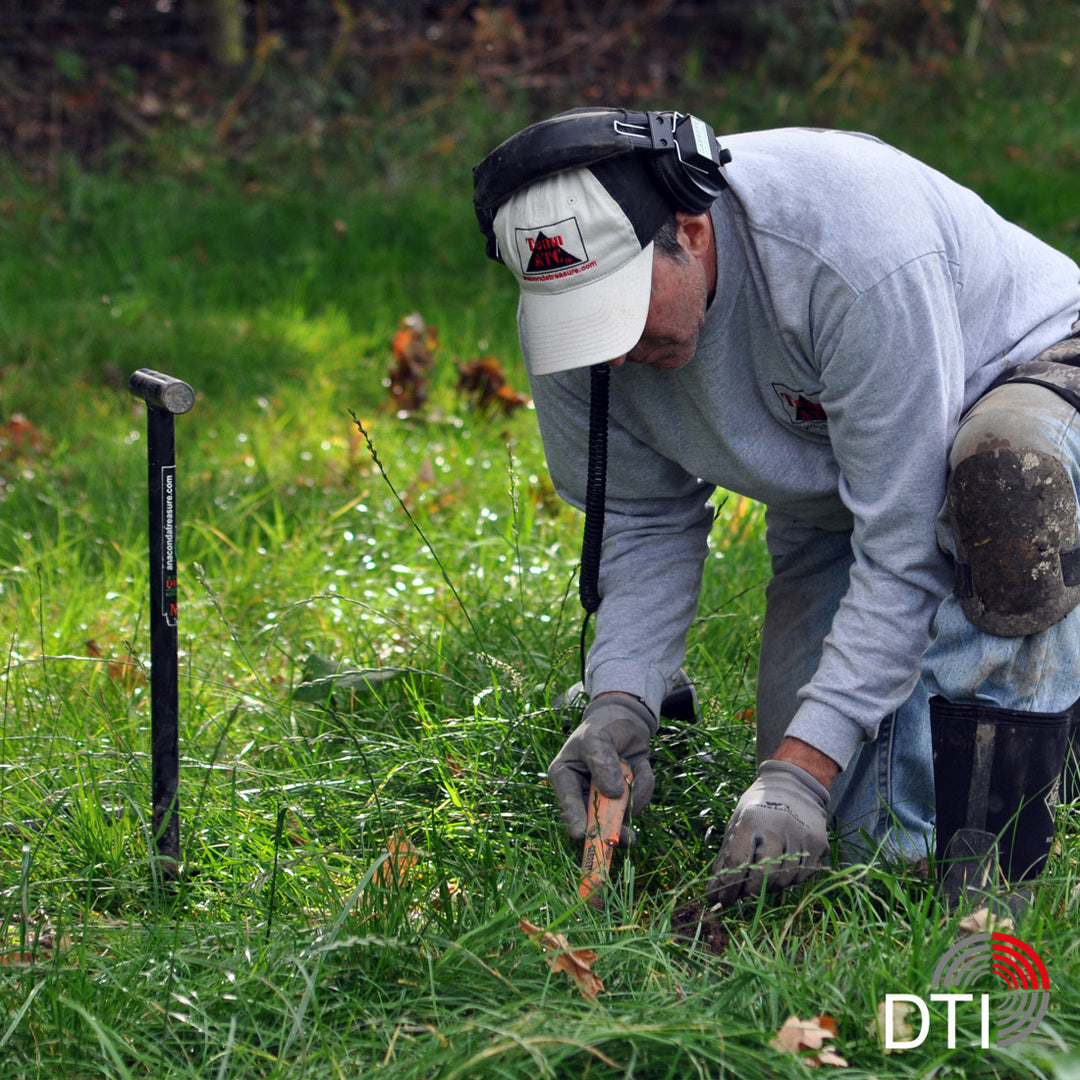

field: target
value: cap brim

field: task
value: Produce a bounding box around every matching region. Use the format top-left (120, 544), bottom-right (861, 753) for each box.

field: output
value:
top-left (520, 241), bottom-right (653, 375)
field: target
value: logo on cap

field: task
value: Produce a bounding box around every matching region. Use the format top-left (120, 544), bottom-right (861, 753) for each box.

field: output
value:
top-left (515, 217), bottom-right (589, 278)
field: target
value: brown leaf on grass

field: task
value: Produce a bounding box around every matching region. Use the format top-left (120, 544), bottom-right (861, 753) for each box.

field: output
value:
top-left (85, 639), bottom-right (146, 690)
top-left (374, 831), bottom-right (421, 887)
top-left (958, 906), bottom-right (1013, 934)
top-left (285, 809), bottom-right (311, 848)
top-left (456, 356), bottom-right (530, 415)
top-left (32, 924), bottom-right (71, 953)
top-left (816, 1047), bottom-right (850, 1067)
top-left (386, 312), bottom-right (437, 411)
top-left (871, 998), bottom-right (915, 1054)
top-left (0, 413), bottom-right (47, 460)
top-left (519, 918), bottom-right (605, 1000)
top-left (819, 1016), bottom-right (838, 1037)
top-left (2, 909), bottom-right (72, 964)
top-left (0, 953), bottom-right (37, 965)
top-left (770, 1015), bottom-right (848, 1068)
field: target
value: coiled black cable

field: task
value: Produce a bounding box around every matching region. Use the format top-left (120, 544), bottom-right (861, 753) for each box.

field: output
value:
top-left (578, 361), bottom-right (610, 680)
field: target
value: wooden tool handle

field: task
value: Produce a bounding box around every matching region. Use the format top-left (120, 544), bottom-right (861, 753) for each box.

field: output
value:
top-left (579, 762), bottom-right (633, 907)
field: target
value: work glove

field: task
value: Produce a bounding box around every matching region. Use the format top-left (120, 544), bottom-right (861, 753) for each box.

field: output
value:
top-left (706, 760), bottom-right (829, 906)
top-left (548, 693), bottom-right (657, 843)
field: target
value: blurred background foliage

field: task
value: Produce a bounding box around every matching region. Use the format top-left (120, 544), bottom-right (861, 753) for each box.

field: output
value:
top-left (2, 0), bottom-right (1074, 179)
top-left (2, 2), bottom-right (1076, 426)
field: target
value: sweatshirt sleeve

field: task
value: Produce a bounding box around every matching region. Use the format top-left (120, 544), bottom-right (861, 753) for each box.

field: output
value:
top-left (783, 252), bottom-right (963, 768)
top-left (527, 365), bottom-right (717, 719)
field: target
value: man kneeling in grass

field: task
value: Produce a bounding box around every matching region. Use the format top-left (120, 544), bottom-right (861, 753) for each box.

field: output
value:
top-left (473, 108), bottom-right (1080, 908)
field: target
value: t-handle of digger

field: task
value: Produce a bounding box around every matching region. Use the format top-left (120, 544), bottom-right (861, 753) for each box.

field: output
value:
top-left (579, 762), bottom-right (633, 909)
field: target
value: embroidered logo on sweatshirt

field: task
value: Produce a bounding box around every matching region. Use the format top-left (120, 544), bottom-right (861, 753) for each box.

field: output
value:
top-left (773, 383), bottom-right (827, 432)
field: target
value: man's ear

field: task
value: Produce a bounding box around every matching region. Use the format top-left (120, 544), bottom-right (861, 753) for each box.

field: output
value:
top-left (676, 212), bottom-right (713, 257)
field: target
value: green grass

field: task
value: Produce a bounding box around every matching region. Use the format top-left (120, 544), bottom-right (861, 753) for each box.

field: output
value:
top-left (3, 15), bottom-right (1080, 1078)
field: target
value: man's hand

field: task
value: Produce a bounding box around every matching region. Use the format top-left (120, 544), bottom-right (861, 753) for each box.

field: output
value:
top-left (706, 759), bottom-right (830, 906)
top-left (548, 693), bottom-right (656, 842)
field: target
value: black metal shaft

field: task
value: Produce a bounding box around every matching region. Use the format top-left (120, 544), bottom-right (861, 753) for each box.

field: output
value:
top-left (129, 369), bottom-right (194, 874)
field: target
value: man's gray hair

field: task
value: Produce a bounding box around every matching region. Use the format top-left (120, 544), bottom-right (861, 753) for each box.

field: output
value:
top-left (652, 215), bottom-right (689, 264)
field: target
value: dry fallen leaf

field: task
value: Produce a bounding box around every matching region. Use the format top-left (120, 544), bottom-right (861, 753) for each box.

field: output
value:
top-left (958, 906), bottom-right (1013, 934)
top-left (770, 1015), bottom-right (848, 1068)
top-left (2, 909), bottom-right (72, 964)
top-left (386, 312), bottom-right (438, 412)
top-left (85, 638), bottom-right (146, 690)
top-left (0, 413), bottom-right (47, 459)
top-left (816, 1047), bottom-right (850, 1068)
top-left (770, 1014), bottom-right (831, 1053)
top-left (456, 356), bottom-right (530, 415)
top-left (374, 831), bottom-right (421, 887)
top-left (871, 999), bottom-right (914, 1054)
top-left (285, 809), bottom-right (311, 848)
top-left (519, 918), bottom-right (605, 1000)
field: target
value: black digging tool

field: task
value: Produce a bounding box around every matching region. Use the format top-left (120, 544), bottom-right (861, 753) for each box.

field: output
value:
top-left (129, 369), bottom-right (195, 878)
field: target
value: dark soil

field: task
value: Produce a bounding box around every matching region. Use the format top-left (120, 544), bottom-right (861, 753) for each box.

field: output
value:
top-left (670, 900), bottom-right (730, 957)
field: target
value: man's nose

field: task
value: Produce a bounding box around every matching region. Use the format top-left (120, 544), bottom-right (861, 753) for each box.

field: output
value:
top-left (608, 355), bottom-right (627, 367)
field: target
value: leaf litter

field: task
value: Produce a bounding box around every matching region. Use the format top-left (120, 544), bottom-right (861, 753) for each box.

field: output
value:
top-left (519, 918), bottom-right (605, 1001)
top-left (770, 1014), bottom-right (849, 1068)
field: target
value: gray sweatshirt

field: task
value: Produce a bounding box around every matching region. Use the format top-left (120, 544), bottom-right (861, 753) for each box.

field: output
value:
top-left (524, 128), bottom-right (1080, 770)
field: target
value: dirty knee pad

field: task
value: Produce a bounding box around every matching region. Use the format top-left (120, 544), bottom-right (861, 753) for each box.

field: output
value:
top-left (950, 446), bottom-right (1080, 636)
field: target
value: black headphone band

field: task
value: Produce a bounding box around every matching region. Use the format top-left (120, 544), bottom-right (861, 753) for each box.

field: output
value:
top-left (472, 108), bottom-right (731, 262)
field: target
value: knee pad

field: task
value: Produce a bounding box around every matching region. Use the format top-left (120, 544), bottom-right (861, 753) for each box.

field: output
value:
top-left (950, 445), bottom-right (1080, 636)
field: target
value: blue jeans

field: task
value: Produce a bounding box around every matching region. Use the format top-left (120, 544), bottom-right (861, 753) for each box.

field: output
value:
top-left (756, 380), bottom-right (1080, 864)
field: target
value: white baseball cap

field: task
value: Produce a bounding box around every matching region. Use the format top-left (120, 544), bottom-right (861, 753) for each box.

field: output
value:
top-left (492, 159), bottom-right (671, 375)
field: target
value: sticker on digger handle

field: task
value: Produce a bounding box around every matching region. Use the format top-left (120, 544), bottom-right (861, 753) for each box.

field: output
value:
top-left (161, 466), bottom-right (178, 626)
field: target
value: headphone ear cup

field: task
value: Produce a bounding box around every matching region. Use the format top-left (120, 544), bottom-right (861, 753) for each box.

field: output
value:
top-left (647, 152), bottom-right (718, 215)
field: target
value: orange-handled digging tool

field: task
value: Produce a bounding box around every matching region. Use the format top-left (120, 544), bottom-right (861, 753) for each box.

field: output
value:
top-left (579, 762), bottom-right (633, 909)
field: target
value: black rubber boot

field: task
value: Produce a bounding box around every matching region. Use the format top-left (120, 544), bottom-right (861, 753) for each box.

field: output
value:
top-left (931, 696), bottom-right (1071, 909)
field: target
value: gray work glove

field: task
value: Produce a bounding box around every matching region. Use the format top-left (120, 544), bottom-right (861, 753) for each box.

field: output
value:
top-left (548, 693), bottom-right (657, 843)
top-left (706, 760), bottom-right (829, 906)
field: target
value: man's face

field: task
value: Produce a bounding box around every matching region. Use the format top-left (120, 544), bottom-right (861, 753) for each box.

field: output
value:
top-left (610, 215), bottom-right (715, 372)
